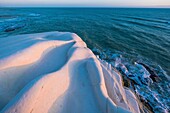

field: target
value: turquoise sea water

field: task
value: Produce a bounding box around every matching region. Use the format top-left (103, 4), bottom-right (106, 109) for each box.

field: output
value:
top-left (0, 8), bottom-right (170, 113)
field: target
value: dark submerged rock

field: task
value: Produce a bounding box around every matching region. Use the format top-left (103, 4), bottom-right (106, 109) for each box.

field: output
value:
top-left (137, 62), bottom-right (159, 82)
top-left (4, 25), bottom-right (24, 32)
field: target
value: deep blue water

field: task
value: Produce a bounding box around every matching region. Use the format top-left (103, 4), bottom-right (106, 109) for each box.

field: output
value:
top-left (0, 8), bottom-right (170, 113)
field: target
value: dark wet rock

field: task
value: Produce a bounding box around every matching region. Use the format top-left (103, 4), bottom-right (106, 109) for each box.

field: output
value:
top-left (5, 28), bottom-right (16, 32)
top-left (92, 48), bottom-right (101, 55)
top-left (137, 95), bottom-right (154, 113)
top-left (138, 62), bottom-right (159, 82)
top-left (122, 74), bottom-right (131, 87)
top-left (4, 24), bottom-right (24, 32)
top-left (128, 74), bottom-right (135, 77)
top-left (119, 68), bottom-right (152, 113)
top-left (131, 78), bottom-right (140, 86)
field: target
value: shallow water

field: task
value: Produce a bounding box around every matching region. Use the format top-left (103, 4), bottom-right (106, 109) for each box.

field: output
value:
top-left (0, 8), bottom-right (169, 113)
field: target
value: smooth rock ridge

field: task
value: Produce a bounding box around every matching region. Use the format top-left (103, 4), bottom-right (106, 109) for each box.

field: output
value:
top-left (0, 31), bottom-right (140, 113)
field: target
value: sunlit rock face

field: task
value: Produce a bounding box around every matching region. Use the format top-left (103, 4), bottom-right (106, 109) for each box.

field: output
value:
top-left (0, 31), bottom-right (140, 113)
